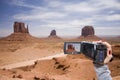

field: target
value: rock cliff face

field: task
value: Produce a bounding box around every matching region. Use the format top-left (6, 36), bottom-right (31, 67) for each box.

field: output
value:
top-left (81, 26), bottom-right (94, 37)
top-left (14, 22), bottom-right (29, 33)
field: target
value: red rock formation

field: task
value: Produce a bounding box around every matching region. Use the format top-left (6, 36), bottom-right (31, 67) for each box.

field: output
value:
top-left (78, 26), bottom-right (101, 40)
top-left (81, 26), bottom-right (94, 37)
top-left (50, 30), bottom-right (56, 36)
top-left (14, 22), bottom-right (29, 33)
top-left (48, 30), bottom-right (61, 39)
top-left (0, 21), bottom-right (39, 42)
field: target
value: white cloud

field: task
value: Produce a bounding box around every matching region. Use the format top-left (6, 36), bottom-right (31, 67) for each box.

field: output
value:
top-left (95, 26), bottom-right (120, 29)
top-left (39, 23), bottom-right (73, 29)
top-left (64, 0), bottom-right (120, 13)
top-left (108, 10), bottom-right (115, 14)
top-left (90, 14), bottom-right (120, 21)
top-left (47, 0), bottom-right (63, 8)
top-left (64, 2), bottom-right (97, 12)
top-left (70, 18), bottom-right (95, 26)
top-left (13, 11), bottom-right (66, 20)
top-left (12, 0), bottom-right (120, 22)
top-left (12, 0), bottom-right (67, 20)
top-left (95, 27), bottom-right (120, 36)
top-left (10, 0), bottom-right (43, 9)
top-left (105, 14), bottom-right (120, 21)
top-left (96, 0), bottom-right (120, 10)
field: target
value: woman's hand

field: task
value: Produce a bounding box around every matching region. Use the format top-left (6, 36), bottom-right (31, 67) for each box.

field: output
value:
top-left (102, 41), bottom-right (113, 64)
top-left (93, 40), bottom-right (113, 64)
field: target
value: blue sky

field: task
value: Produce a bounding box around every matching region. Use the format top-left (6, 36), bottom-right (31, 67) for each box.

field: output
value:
top-left (0, 0), bottom-right (120, 37)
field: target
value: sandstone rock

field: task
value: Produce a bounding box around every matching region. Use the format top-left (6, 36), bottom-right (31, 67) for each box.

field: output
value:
top-left (0, 21), bottom-right (39, 42)
top-left (14, 22), bottom-right (29, 33)
top-left (78, 26), bottom-right (101, 40)
top-left (48, 30), bottom-right (61, 39)
top-left (81, 26), bottom-right (94, 37)
top-left (50, 30), bottom-right (56, 36)
top-left (113, 76), bottom-right (120, 80)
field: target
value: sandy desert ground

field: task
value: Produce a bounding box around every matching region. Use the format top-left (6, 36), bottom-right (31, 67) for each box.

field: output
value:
top-left (0, 37), bottom-right (120, 80)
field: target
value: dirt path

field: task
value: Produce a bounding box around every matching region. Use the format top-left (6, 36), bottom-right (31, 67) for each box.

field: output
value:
top-left (0, 53), bottom-right (66, 69)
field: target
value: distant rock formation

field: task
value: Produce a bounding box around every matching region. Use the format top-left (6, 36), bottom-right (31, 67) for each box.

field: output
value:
top-left (48, 30), bottom-right (61, 39)
top-left (78, 26), bottom-right (101, 40)
top-left (0, 21), bottom-right (39, 42)
top-left (81, 26), bottom-right (94, 37)
top-left (50, 30), bottom-right (56, 36)
top-left (14, 22), bottom-right (29, 33)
